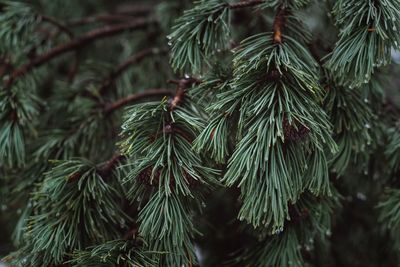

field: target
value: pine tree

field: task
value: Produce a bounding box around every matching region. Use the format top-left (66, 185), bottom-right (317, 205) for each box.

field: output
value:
top-left (1, 0), bottom-right (400, 266)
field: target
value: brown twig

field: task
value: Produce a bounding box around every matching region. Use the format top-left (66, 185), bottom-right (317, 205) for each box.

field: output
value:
top-left (4, 18), bottom-right (156, 88)
top-left (98, 47), bottom-right (168, 95)
top-left (67, 14), bottom-right (136, 27)
top-left (67, 171), bottom-right (82, 183)
top-left (97, 153), bottom-right (126, 177)
top-left (273, 7), bottom-right (287, 44)
top-left (167, 78), bottom-right (202, 110)
top-left (67, 4), bottom-right (152, 27)
top-left (103, 88), bottom-right (173, 114)
top-left (114, 4), bottom-right (153, 16)
top-left (228, 0), bottom-right (265, 9)
top-left (68, 153), bottom-right (126, 183)
top-left (40, 16), bottom-right (78, 83)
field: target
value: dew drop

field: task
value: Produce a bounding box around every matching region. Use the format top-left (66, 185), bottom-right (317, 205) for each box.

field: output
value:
top-left (326, 229), bottom-right (332, 236)
top-left (356, 192), bottom-right (367, 201)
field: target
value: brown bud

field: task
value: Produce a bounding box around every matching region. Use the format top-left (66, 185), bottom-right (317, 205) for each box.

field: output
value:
top-left (282, 116), bottom-right (310, 141)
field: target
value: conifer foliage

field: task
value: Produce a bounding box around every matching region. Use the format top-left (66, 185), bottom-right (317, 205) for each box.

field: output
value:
top-left (1, 0), bottom-right (400, 266)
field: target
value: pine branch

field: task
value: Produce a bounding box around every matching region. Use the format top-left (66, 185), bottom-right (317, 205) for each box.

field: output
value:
top-left (98, 47), bottom-right (168, 95)
top-left (113, 3), bottom-right (153, 16)
top-left (167, 78), bottom-right (202, 110)
top-left (273, 7), bottom-right (287, 43)
top-left (67, 14), bottom-right (137, 27)
top-left (97, 153), bottom-right (126, 177)
top-left (39, 15), bottom-right (77, 82)
top-left (4, 18), bottom-right (157, 88)
top-left (68, 153), bottom-right (126, 183)
top-left (67, 4), bottom-right (152, 27)
top-left (103, 89), bottom-right (173, 114)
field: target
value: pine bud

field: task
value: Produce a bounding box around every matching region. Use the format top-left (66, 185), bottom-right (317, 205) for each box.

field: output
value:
top-left (282, 117), bottom-right (310, 141)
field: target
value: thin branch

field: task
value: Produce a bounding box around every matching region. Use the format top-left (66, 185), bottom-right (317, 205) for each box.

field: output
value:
top-left (68, 153), bottom-right (126, 182)
top-left (67, 4), bottom-right (152, 27)
top-left (40, 15), bottom-right (74, 38)
top-left (98, 47), bottom-right (168, 94)
top-left (167, 78), bottom-right (202, 110)
top-left (103, 88), bottom-right (173, 114)
top-left (67, 14), bottom-right (136, 27)
top-left (40, 15), bottom-right (78, 82)
top-left (228, 0), bottom-right (265, 9)
top-left (113, 4), bottom-right (153, 15)
top-left (97, 153), bottom-right (126, 177)
top-left (4, 18), bottom-right (157, 88)
top-left (273, 7), bottom-right (287, 44)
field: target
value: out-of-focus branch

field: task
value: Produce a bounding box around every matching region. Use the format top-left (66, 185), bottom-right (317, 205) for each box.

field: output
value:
top-left (98, 47), bottom-right (168, 95)
top-left (103, 88), bottom-right (173, 114)
top-left (4, 18), bottom-right (156, 88)
top-left (40, 15), bottom-right (74, 38)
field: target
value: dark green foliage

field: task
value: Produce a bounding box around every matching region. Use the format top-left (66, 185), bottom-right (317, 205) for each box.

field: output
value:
top-left (70, 239), bottom-right (156, 267)
top-left (168, 0), bottom-right (231, 73)
top-left (9, 160), bottom-right (130, 266)
top-left (119, 92), bottom-right (218, 265)
top-left (386, 127), bottom-right (400, 173)
top-left (0, 0), bottom-right (39, 54)
top-left (324, 84), bottom-right (376, 175)
top-left (378, 189), bottom-right (400, 249)
top-left (1, 0), bottom-right (400, 266)
top-left (234, 192), bottom-right (339, 266)
top-left (195, 32), bottom-right (337, 232)
top-left (325, 0), bottom-right (400, 87)
top-left (0, 74), bottom-right (41, 167)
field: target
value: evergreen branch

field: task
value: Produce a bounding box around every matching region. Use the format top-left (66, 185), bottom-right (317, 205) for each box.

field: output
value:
top-left (273, 6), bottom-right (287, 43)
top-left (39, 15), bottom-right (77, 82)
top-left (14, 159), bottom-right (131, 266)
top-left (4, 18), bottom-right (157, 88)
top-left (69, 239), bottom-right (157, 267)
top-left (97, 153), bottom-right (126, 177)
top-left (103, 89), bottom-right (174, 114)
top-left (168, 0), bottom-right (231, 73)
top-left (67, 4), bottom-right (153, 27)
top-left (67, 154), bottom-right (126, 183)
top-left (113, 3), bottom-right (154, 16)
top-left (168, 78), bottom-right (202, 110)
top-left (324, 83), bottom-right (375, 175)
top-left (67, 14), bottom-right (138, 27)
top-left (385, 128), bottom-right (400, 173)
top-left (98, 47), bottom-right (168, 95)
top-left (378, 188), bottom-right (400, 250)
top-left (324, 0), bottom-right (400, 87)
